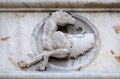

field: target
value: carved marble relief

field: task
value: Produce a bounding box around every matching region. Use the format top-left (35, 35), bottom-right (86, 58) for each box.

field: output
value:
top-left (18, 10), bottom-right (100, 71)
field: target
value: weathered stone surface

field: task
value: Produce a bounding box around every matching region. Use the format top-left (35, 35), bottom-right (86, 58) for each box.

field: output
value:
top-left (0, 0), bottom-right (120, 8)
top-left (17, 11), bottom-right (98, 71)
top-left (0, 12), bottom-right (120, 77)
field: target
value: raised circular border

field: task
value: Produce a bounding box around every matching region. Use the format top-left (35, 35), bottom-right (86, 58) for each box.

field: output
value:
top-left (31, 13), bottom-right (101, 71)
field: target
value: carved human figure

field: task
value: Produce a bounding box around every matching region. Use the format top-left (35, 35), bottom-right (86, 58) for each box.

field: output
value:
top-left (18, 10), bottom-right (95, 71)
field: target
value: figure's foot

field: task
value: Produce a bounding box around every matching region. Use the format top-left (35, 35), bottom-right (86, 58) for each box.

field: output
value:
top-left (18, 60), bottom-right (31, 68)
top-left (36, 64), bottom-right (46, 71)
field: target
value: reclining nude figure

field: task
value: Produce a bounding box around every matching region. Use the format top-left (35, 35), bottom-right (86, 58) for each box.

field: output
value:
top-left (18, 10), bottom-right (95, 71)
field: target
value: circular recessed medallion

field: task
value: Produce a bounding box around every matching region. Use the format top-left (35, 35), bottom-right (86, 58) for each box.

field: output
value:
top-left (31, 13), bottom-right (100, 71)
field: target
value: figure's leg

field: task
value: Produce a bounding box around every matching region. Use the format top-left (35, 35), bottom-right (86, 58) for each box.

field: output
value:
top-left (36, 49), bottom-right (70, 71)
top-left (36, 55), bottom-right (49, 71)
top-left (18, 49), bottom-right (70, 70)
top-left (18, 51), bottom-right (49, 68)
top-left (51, 48), bottom-right (70, 58)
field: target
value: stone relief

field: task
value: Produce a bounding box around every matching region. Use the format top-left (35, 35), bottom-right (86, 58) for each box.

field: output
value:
top-left (18, 10), bottom-right (100, 71)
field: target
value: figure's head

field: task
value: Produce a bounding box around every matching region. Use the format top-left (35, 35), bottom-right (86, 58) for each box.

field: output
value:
top-left (51, 10), bottom-right (76, 26)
